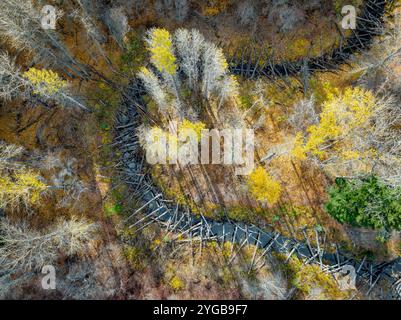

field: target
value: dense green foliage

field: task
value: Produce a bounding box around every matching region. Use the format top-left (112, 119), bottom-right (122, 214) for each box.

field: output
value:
top-left (325, 176), bottom-right (401, 231)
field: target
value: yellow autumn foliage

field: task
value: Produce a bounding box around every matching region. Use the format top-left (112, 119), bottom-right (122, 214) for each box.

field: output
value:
top-left (215, 47), bottom-right (229, 71)
top-left (0, 170), bottom-right (47, 209)
top-left (139, 66), bottom-right (151, 76)
top-left (169, 275), bottom-right (184, 291)
top-left (292, 87), bottom-right (376, 160)
top-left (287, 38), bottom-right (310, 61)
top-left (146, 28), bottom-right (177, 75)
top-left (291, 132), bottom-right (307, 160)
top-left (24, 68), bottom-right (67, 96)
top-left (179, 119), bottom-right (206, 141)
top-left (201, 0), bottom-right (231, 16)
top-left (247, 166), bottom-right (282, 205)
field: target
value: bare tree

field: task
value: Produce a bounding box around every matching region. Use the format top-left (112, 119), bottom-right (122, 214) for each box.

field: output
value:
top-left (202, 43), bottom-right (229, 99)
top-left (236, 1), bottom-right (256, 27)
top-left (294, 95), bottom-right (401, 187)
top-left (0, 51), bottom-right (89, 111)
top-left (288, 98), bottom-right (319, 133)
top-left (217, 75), bottom-right (239, 110)
top-left (174, 28), bottom-right (205, 89)
top-left (356, 11), bottom-right (401, 95)
top-left (0, 52), bottom-right (25, 101)
top-left (0, 141), bottom-right (24, 171)
top-left (138, 68), bottom-right (169, 115)
top-left (70, 0), bottom-right (110, 67)
top-left (0, 0), bottom-right (88, 78)
top-left (138, 27), bottom-right (244, 127)
top-left (103, 6), bottom-right (130, 49)
top-left (367, 96), bottom-right (401, 187)
top-left (75, 0), bottom-right (106, 45)
top-left (174, 0), bottom-right (189, 22)
top-left (352, 15), bottom-right (401, 186)
top-left (0, 217), bottom-right (98, 272)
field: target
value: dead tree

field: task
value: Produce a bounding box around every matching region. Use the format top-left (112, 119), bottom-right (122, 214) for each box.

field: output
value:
top-left (0, 0), bottom-right (89, 78)
top-left (0, 217), bottom-right (97, 272)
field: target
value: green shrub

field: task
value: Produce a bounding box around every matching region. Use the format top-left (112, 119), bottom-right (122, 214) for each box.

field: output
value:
top-left (325, 176), bottom-right (401, 231)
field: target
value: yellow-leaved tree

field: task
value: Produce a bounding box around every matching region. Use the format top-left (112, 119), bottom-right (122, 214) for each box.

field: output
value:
top-left (247, 166), bottom-right (282, 205)
top-left (0, 172), bottom-right (47, 210)
top-left (0, 142), bottom-right (47, 210)
top-left (292, 87), bottom-right (377, 163)
top-left (145, 28), bottom-right (177, 76)
top-left (24, 68), bottom-right (67, 96)
top-left (22, 67), bottom-right (89, 111)
top-left (178, 119), bottom-right (206, 141)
